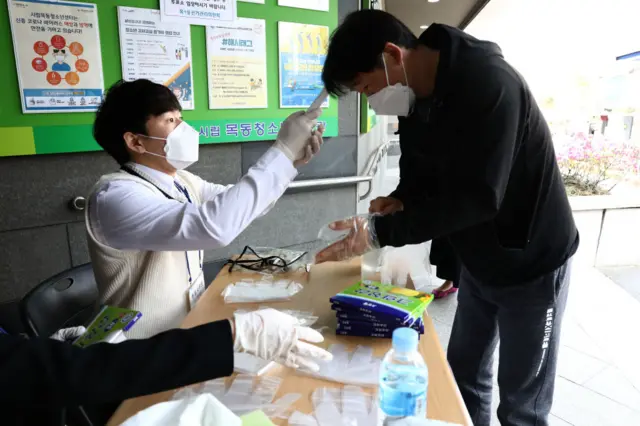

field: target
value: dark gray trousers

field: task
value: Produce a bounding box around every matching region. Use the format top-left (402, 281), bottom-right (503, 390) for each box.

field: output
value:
top-left (447, 259), bottom-right (571, 426)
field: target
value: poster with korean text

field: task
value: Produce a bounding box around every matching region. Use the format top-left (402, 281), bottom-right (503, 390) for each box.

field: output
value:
top-left (7, 0), bottom-right (105, 113)
top-left (118, 7), bottom-right (194, 110)
top-left (206, 17), bottom-right (267, 109)
top-left (278, 21), bottom-right (329, 108)
top-left (160, 0), bottom-right (236, 26)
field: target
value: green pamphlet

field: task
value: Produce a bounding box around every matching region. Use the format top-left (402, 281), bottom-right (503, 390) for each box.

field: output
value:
top-left (72, 306), bottom-right (142, 348)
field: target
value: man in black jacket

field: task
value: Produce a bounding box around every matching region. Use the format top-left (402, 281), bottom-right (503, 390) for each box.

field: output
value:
top-left (317, 10), bottom-right (579, 426)
top-left (1, 308), bottom-right (331, 425)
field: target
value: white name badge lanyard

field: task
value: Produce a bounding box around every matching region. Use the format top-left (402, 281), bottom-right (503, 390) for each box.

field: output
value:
top-left (122, 165), bottom-right (205, 309)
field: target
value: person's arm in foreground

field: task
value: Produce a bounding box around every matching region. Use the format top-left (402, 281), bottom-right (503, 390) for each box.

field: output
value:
top-left (95, 112), bottom-right (323, 252)
top-left (0, 309), bottom-right (331, 405)
top-left (196, 124), bottom-right (325, 217)
top-left (317, 64), bottom-right (524, 262)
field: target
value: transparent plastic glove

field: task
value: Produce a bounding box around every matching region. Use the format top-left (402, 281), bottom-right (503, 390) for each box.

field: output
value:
top-left (50, 326), bottom-right (87, 342)
top-left (233, 308), bottom-right (333, 372)
top-left (369, 196), bottom-right (404, 215)
top-left (315, 215), bottom-right (380, 264)
top-left (274, 109), bottom-right (322, 164)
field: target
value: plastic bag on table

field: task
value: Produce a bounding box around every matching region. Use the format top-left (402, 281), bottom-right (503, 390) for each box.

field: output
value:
top-left (234, 306), bottom-right (318, 327)
top-left (318, 213), bottom-right (432, 289)
top-left (221, 279), bottom-right (303, 303)
top-left (122, 393), bottom-right (241, 426)
top-left (225, 245), bottom-right (311, 274)
top-left (363, 243), bottom-right (432, 290)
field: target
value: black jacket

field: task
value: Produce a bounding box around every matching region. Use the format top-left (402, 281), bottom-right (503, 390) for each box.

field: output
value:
top-left (0, 320), bottom-right (233, 425)
top-left (375, 24), bottom-right (579, 285)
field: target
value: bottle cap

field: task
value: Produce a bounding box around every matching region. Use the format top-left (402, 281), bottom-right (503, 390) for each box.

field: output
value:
top-left (392, 327), bottom-right (419, 352)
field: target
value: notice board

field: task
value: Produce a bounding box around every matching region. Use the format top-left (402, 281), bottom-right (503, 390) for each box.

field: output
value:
top-left (0, 0), bottom-right (338, 157)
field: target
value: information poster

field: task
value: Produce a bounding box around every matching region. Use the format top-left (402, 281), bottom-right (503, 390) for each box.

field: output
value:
top-left (206, 17), bottom-right (267, 109)
top-left (118, 7), bottom-right (194, 110)
top-left (278, 21), bottom-right (329, 108)
top-left (160, 0), bottom-right (236, 25)
top-left (7, 0), bottom-right (105, 113)
top-left (277, 0), bottom-right (328, 12)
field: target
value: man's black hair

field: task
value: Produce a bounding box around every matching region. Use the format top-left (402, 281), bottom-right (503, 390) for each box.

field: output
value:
top-left (93, 79), bottom-right (182, 165)
top-left (322, 10), bottom-right (419, 97)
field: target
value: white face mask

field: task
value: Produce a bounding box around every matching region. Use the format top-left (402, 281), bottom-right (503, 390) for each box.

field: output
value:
top-left (140, 121), bottom-right (200, 170)
top-left (367, 55), bottom-right (416, 117)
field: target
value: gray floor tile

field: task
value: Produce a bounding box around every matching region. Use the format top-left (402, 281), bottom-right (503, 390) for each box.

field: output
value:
top-left (621, 410), bottom-right (640, 425)
top-left (549, 414), bottom-right (574, 426)
top-left (431, 319), bottom-right (453, 352)
top-left (598, 266), bottom-right (640, 303)
top-left (556, 345), bottom-right (609, 385)
top-left (426, 294), bottom-right (459, 328)
top-left (560, 318), bottom-right (611, 363)
top-left (583, 366), bottom-right (640, 412)
top-left (552, 377), bottom-right (638, 426)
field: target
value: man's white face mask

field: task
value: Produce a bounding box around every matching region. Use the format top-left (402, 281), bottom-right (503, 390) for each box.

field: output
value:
top-left (140, 121), bottom-right (200, 170)
top-left (367, 54), bottom-right (416, 117)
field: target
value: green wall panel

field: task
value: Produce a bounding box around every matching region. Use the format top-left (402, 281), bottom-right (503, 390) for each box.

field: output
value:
top-left (0, 0), bottom-right (338, 156)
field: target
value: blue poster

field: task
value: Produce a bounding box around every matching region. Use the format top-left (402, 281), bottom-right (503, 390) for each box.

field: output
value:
top-left (278, 22), bottom-right (329, 108)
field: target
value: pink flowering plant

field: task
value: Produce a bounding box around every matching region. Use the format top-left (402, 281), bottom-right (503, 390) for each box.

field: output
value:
top-left (555, 133), bottom-right (640, 195)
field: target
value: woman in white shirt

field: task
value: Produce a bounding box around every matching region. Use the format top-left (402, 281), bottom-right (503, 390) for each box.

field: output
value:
top-left (86, 79), bottom-right (324, 338)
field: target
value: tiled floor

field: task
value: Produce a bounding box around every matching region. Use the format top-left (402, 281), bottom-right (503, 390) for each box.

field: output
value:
top-left (427, 266), bottom-right (640, 426)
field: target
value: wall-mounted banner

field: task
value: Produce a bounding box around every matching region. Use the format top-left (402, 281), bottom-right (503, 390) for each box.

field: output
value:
top-left (193, 117), bottom-right (331, 142)
top-left (278, 0), bottom-right (328, 12)
top-left (118, 7), bottom-right (194, 110)
top-left (7, 0), bottom-right (105, 114)
top-left (206, 17), bottom-right (267, 109)
top-left (160, 0), bottom-right (236, 25)
top-left (278, 21), bottom-right (329, 109)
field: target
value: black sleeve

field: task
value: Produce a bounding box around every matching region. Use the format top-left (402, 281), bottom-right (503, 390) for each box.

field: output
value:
top-left (389, 120), bottom-right (412, 203)
top-left (0, 320), bottom-right (234, 406)
top-left (374, 62), bottom-right (524, 247)
top-left (389, 150), bottom-right (410, 202)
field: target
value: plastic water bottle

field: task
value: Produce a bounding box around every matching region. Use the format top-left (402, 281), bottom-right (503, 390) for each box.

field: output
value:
top-left (377, 327), bottom-right (428, 425)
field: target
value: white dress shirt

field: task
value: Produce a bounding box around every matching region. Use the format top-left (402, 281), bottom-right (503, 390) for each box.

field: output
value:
top-left (88, 147), bottom-right (297, 251)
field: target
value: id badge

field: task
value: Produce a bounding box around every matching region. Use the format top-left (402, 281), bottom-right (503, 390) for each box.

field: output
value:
top-left (188, 271), bottom-right (206, 310)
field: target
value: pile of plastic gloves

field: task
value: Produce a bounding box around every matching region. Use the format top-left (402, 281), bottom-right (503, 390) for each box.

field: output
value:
top-left (298, 344), bottom-right (381, 388)
top-left (172, 374), bottom-right (299, 419)
top-left (222, 279), bottom-right (303, 303)
top-left (290, 387), bottom-right (460, 426)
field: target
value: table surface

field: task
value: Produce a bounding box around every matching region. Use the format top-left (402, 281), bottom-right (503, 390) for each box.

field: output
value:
top-left (107, 260), bottom-right (472, 425)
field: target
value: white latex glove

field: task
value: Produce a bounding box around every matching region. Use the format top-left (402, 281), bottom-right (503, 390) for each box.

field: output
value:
top-left (274, 108), bottom-right (323, 165)
top-left (293, 124), bottom-right (325, 168)
top-left (233, 308), bottom-right (332, 372)
top-left (50, 326), bottom-right (87, 342)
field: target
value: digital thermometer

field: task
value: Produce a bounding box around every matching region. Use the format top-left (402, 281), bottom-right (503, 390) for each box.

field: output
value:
top-left (307, 88), bottom-right (329, 112)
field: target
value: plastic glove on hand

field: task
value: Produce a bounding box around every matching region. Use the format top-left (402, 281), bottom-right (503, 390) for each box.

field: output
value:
top-left (233, 308), bottom-right (332, 372)
top-left (369, 196), bottom-right (403, 215)
top-left (50, 326), bottom-right (87, 342)
top-left (315, 215), bottom-right (379, 264)
top-left (274, 109), bottom-right (323, 164)
top-left (293, 123), bottom-right (325, 168)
